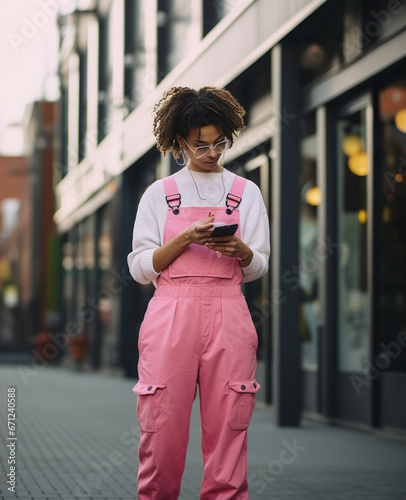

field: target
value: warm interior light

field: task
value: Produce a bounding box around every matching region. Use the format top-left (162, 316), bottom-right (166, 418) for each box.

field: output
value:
top-left (342, 135), bottom-right (362, 156)
top-left (107, 180), bottom-right (117, 193)
top-left (382, 206), bottom-right (390, 223)
top-left (358, 209), bottom-right (367, 224)
top-left (301, 44), bottom-right (326, 70)
top-left (3, 284), bottom-right (19, 308)
top-left (348, 152), bottom-right (368, 176)
top-left (394, 109), bottom-right (406, 133)
top-left (62, 256), bottom-right (74, 270)
top-left (305, 187), bottom-right (322, 206)
top-left (0, 257), bottom-right (11, 281)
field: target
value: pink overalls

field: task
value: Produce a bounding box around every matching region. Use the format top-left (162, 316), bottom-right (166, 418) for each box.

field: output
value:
top-left (132, 172), bottom-right (260, 500)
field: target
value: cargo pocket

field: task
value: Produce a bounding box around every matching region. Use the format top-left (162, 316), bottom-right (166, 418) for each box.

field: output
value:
top-left (227, 379), bottom-right (261, 431)
top-left (132, 380), bottom-right (167, 433)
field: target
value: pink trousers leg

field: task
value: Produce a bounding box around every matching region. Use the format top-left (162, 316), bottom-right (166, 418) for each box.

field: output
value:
top-left (133, 296), bottom-right (200, 500)
top-left (198, 294), bottom-right (259, 500)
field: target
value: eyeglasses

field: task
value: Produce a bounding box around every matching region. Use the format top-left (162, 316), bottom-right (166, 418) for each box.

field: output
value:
top-left (183, 138), bottom-right (230, 159)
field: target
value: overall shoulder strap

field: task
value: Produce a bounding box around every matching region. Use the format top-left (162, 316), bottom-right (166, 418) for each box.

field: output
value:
top-left (162, 175), bottom-right (181, 214)
top-left (225, 174), bottom-right (248, 214)
top-left (229, 174), bottom-right (248, 198)
top-left (162, 174), bottom-right (178, 197)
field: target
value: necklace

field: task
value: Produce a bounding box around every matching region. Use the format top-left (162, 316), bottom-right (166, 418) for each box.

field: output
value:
top-left (187, 166), bottom-right (226, 205)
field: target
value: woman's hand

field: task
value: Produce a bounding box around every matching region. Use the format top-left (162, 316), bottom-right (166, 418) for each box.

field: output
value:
top-left (180, 212), bottom-right (215, 246)
top-left (153, 212), bottom-right (215, 273)
top-left (205, 234), bottom-right (251, 261)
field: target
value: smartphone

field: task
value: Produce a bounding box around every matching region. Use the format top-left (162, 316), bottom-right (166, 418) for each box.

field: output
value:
top-left (210, 223), bottom-right (238, 237)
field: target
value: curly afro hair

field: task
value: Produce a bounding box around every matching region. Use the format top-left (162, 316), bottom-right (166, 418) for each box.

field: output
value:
top-left (152, 86), bottom-right (246, 159)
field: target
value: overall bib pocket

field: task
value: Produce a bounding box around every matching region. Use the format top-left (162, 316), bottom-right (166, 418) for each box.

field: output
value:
top-left (132, 381), bottom-right (167, 433)
top-left (168, 243), bottom-right (235, 279)
top-left (227, 379), bottom-right (261, 431)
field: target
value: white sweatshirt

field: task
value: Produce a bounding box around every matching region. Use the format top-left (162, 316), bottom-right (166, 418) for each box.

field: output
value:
top-left (127, 165), bottom-right (270, 288)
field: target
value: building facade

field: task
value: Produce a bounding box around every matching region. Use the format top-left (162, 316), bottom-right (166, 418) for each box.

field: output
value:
top-left (0, 101), bottom-right (59, 356)
top-left (55, 0), bottom-right (406, 438)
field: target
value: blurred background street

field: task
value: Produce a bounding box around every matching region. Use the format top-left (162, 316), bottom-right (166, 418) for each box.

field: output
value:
top-left (1, 0), bottom-right (406, 498)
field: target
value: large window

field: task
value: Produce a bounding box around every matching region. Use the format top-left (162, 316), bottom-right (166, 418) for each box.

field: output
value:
top-left (378, 78), bottom-right (406, 372)
top-left (97, 201), bottom-right (121, 368)
top-left (124, 0), bottom-right (156, 110)
top-left (360, 0), bottom-right (406, 54)
top-left (298, 1), bottom-right (343, 86)
top-left (342, 0), bottom-right (406, 64)
top-left (299, 0), bottom-right (406, 87)
top-left (157, 0), bottom-right (200, 81)
top-left (226, 52), bottom-right (271, 128)
top-left (203, 0), bottom-right (234, 37)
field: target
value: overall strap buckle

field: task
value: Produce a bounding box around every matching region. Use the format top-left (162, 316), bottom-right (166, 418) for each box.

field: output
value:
top-left (225, 193), bottom-right (242, 215)
top-left (225, 175), bottom-right (247, 215)
top-left (166, 193), bottom-right (181, 215)
top-left (163, 175), bottom-right (181, 215)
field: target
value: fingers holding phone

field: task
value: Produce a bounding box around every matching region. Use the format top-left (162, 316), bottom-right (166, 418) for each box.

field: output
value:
top-left (184, 213), bottom-right (215, 245)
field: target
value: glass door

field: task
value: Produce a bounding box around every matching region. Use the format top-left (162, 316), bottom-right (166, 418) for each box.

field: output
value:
top-left (335, 95), bottom-right (372, 424)
top-left (377, 77), bottom-right (406, 431)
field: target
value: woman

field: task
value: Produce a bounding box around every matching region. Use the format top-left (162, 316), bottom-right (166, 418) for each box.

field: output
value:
top-left (128, 86), bottom-right (270, 499)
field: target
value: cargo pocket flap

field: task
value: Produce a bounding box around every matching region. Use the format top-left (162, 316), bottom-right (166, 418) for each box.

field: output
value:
top-left (132, 380), bottom-right (167, 395)
top-left (227, 379), bottom-right (260, 431)
top-left (228, 379), bottom-right (261, 394)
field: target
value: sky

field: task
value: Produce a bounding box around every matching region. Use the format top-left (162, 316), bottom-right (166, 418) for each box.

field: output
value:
top-left (0, 0), bottom-right (76, 155)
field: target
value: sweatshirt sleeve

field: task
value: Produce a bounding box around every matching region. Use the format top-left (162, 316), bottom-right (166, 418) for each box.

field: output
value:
top-left (127, 183), bottom-right (163, 285)
top-left (240, 183), bottom-right (271, 284)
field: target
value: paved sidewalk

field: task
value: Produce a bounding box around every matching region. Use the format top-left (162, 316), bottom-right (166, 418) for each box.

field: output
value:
top-left (0, 363), bottom-right (405, 499)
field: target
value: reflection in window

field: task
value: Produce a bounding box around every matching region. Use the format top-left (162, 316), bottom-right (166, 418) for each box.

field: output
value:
top-left (378, 79), bottom-right (406, 372)
top-left (299, 113), bottom-right (320, 370)
top-left (337, 108), bottom-right (369, 372)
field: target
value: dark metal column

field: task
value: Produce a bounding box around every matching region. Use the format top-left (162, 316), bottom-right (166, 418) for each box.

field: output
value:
top-left (317, 106), bottom-right (338, 419)
top-left (271, 42), bottom-right (301, 426)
